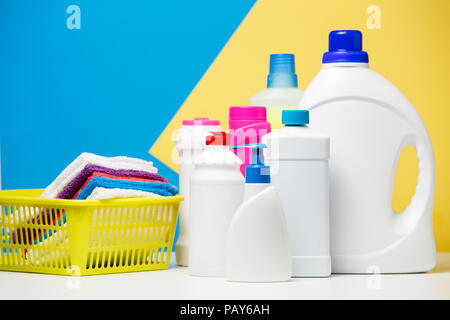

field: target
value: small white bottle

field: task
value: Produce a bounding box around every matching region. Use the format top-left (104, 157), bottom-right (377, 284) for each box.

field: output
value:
top-left (262, 110), bottom-right (330, 277)
top-left (226, 144), bottom-right (291, 282)
top-left (189, 131), bottom-right (244, 277)
top-left (250, 54), bottom-right (303, 130)
top-left (175, 118), bottom-right (221, 267)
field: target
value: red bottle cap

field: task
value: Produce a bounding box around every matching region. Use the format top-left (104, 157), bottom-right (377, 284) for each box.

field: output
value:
top-left (206, 132), bottom-right (230, 146)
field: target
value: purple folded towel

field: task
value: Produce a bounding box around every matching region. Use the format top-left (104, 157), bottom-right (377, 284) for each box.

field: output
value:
top-left (57, 164), bottom-right (168, 199)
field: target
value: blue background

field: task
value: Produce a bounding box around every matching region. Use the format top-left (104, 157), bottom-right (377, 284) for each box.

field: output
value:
top-left (0, 0), bottom-right (255, 190)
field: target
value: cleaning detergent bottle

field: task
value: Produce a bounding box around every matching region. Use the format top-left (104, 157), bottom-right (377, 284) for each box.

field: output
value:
top-left (189, 131), bottom-right (244, 277)
top-left (226, 144), bottom-right (291, 282)
top-left (250, 54), bottom-right (304, 129)
top-left (175, 118), bottom-right (221, 266)
top-left (263, 110), bottom-right (330, 277)
top-left (229, 106), bottom-right (271, 176)
top-left (298, 30), bottom-right (435, 273)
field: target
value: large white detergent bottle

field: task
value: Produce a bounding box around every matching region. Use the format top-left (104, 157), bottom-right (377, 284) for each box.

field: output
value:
top-left (298, 30), bottom-right (435, 273)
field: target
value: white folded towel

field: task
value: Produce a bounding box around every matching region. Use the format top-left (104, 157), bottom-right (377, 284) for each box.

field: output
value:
top-left (86, 187), bottom-right (161, 200)
top-left (41, 152), bottom-right (157, 199)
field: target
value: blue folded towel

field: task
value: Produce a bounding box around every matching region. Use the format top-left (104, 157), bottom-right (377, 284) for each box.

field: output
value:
top-left (75, 177), bottom-right (178, 200)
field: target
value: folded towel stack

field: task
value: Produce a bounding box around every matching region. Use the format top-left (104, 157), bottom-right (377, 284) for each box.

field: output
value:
top-left (13, 153), bottom-right (177, 251)
top-left (41, 152), bottom-right (177, 200)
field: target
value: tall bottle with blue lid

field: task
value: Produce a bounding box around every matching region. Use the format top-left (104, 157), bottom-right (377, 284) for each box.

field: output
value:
top-left (262, 110), bottom-right (330, 277)
top-left (299, 30), bottom-right (435, 273)
top-left (250, 54), bottom-right (303, 129)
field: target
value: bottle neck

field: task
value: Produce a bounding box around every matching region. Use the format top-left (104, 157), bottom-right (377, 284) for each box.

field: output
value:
top-left (322, 62), bottom-right (369, 69)
top-left (267, 73), bottom-right (298, 88)
top-left (244, 183), bottom-right (269, 201)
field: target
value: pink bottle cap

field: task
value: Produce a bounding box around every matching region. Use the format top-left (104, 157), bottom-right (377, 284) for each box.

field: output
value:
top-left (182, 117), bottom-right (220, 126)
top-left (229, 106), bottom-right (267, 121)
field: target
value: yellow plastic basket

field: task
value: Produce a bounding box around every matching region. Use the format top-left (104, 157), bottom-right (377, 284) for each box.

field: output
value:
top-left (0, 189), bottom-right (182, 276)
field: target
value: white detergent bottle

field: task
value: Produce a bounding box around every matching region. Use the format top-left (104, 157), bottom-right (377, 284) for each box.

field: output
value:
top-left (189, 131), bottom-right (244, 277)
top-left (250, 54), bottom-right (303, 129)
top-left (298, 30), bottom-right (435, 273)
top-left (263, 110), bottom-right (330, 277)
top-left (175, 118), bottom-right (221, 266)
top-left (226, 144), bottom-right (291, 282)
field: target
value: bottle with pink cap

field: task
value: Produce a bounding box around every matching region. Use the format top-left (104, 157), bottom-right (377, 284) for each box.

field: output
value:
top-left (229, 106), bottom-right (271, 176)
top-left (175, 117), bottom-right (221, 266)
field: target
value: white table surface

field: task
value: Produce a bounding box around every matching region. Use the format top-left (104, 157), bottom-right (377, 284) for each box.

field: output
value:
top-left (1, 253), bottom-right (450, 300)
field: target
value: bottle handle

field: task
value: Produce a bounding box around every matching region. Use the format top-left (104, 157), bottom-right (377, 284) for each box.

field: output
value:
top-left (392, 133), bottom-right (435, 233)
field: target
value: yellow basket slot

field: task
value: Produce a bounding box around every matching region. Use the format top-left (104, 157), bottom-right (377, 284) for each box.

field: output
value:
top-left (0, 189), bottom-right (182, 276)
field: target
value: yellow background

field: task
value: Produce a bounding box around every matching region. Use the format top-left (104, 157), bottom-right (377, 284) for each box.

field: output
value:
top-left (150, 0), bottom-right (450, 251)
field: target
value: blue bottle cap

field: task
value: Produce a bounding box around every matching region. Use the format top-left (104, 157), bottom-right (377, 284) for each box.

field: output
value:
top-left (232, 143), bottom-right (270, 184)
top-left (282, 110), bottom-right (309, 126)
top-left (267, 54), bottom-right (298, 88)
top-left (322, 30), bottom-right (369, 64)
